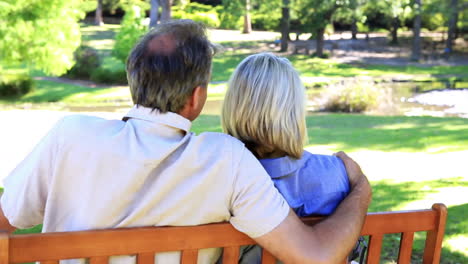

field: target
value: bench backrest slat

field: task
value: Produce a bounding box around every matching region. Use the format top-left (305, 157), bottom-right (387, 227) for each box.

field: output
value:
top-left (90, 256), bottom-right (108, 264)
top-left (4, 203), bottom-right (447, 264)
top-left (181, 249), bottom-right (198, 264)
top-left (137, 252), bottom-right (154, 264)
top-left (423, 204), bottom-right (448, 264)
top-left (222, 247), bottom-right (239, 264)
top-left (0, 233), bottom-right (8, 264)
top-left (366, 234), bottom-right (384, 264)
top-left (397, 232), bottom-right (415, 263)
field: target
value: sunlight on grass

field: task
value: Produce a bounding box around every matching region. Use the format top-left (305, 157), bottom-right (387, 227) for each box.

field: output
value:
top-left (402, 186), bottom-right (468, 209)
top-left (373, 123), bottom-right (419, 129)
top-left (445, 236), bottom-right (468, 257)
top-left (208, 29), bottom-right (279, 43)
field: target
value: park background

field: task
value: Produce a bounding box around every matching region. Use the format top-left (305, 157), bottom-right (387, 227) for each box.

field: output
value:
top-left (0, 0), bottom-right (467, 263)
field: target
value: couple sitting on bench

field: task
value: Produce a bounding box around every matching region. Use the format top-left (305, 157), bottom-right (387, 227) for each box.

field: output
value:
top-left (0, 20), bottom-right (371, 263)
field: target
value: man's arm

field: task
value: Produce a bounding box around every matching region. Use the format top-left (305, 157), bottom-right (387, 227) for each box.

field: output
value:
top-left (0, 202), bottom-right (17, 234)
top-left (254, 152), bottom-right (372, 264)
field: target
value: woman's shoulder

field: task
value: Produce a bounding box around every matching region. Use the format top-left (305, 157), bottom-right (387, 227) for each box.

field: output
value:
top-left (302, 151), bottom-right (345, 168)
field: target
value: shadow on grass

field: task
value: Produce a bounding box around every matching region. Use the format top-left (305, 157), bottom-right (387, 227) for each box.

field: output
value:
top-left (287, 55), bottom-right (468, 78)
top-left (306, 114), bottom-right (468, 152)
top-left (1, 80), bottom-right (118, 104)
top-left (175, 114), bottom-right (468, 153)
top-left (212, 53), bottom-right (250, 82)
top-left (368, 178), bottom-right (468, 263)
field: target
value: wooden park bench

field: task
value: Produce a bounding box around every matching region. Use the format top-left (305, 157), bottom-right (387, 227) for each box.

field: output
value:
top-left (0, 204), bottom-right (447, 264)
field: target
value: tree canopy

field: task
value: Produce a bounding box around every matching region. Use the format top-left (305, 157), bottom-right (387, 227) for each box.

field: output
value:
top-left (0, 0), bottom-right (84, 75)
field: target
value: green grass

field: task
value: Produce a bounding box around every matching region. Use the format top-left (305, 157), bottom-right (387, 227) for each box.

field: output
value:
top-left (191, 114), bottom-right (468, 153)
top-left (0, 80), bottom-right (131, 106)
top-left (211, 53), bottom-right (468, 82)
top-left (305, 114), bottom-right (468, 153)
top-left (0, 80), bottom-right (226, 106)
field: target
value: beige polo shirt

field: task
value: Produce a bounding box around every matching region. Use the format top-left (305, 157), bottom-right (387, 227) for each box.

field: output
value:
top-left (1, 106), bottom-right (289, 264)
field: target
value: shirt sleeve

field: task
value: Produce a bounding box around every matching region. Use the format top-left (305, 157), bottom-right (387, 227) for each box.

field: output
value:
top-left (1, 118), bottom-right (64, 229)
top-left (229, 147), bottom-right (290, 238)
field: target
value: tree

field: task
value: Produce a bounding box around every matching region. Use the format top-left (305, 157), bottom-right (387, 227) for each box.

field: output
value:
top-left (160, 0), bottom-right (173, 22)
top-left (333, 0), bottom-right (367, 39)
top-left (411, 0), bottom-right (422, 61)
top-left (113, 5), bottom-right (148, 62)
top-left (385, 0), bottom-right (411, 44)
top-left (0, 0), bottom-right (83, 76)
top-left (149, 0), bottom-right (160, 28)
top-left (296, 0), bottom-right (339, 57)
top-left (445, 0), bottom-right (459, 54)
top-left (95, 0), bottom-right (104, 25)
top-left (280, 0), bottom-right (290, 51)
top-left (243, 0), bottom-right (252, 33)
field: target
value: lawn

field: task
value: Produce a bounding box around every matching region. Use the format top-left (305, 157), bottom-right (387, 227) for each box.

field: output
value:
top-left (1, 23), bottom-right (467, 263)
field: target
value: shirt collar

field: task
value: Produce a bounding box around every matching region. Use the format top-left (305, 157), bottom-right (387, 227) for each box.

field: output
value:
top-left (123, 105), bottom-right (192, 132)
top-left (259, 151), bottom-right (309, 179)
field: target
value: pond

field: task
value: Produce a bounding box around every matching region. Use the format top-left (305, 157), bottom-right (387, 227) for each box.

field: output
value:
top-left (307, 80), bottom-right (468, 118)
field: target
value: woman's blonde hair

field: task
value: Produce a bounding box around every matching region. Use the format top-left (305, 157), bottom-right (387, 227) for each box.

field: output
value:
top-left (222, 52), bottom-right (307, 159)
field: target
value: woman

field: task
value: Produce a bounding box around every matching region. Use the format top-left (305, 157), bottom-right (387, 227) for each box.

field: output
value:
top-left (221, 52), bottom-right (357, 263)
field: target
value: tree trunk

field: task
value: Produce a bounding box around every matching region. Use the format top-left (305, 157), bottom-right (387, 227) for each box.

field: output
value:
top-left (351, 18), bottom-right (358, 40)
top-left (280, 0), bottom-right (290, 52)
top-left (445, 0), bottom-right (458, 54)
top-left (95, 0), bottom-right (104, 26)
top-left (390, 16), bottom-right (399, 44)
top-left (149, 0), bottom-right (160, 28)
top-left (243, 0), bottom-right (252, 34)
top-left (160, 0), bottom-right (172, 22)
top-left (316, 28), bottom-right (325, 57)
top-left (411, 0), bottom-right (422, 61)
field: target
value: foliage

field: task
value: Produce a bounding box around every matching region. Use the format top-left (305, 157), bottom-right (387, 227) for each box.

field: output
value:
top-left (323, 81), bottom-right (378, 113)
top-left (173, 2), bottom-right (220, 28)
top-left (294, 0), bottom-right (339, 34)
top-left (0, 74), bottom-right (35, 97)
top-left (90, 67), bottom-right (128, 84)
top-left (218, 0), bottom-right (244, 29)
top-left (251, 0), bottom-right (282, 31)
top-left (0, 0), bottom-right (84, 76)
top-left (112, 5), bottom-right (148, 63)
top-left (66, 46), bottom-right (101, 79)
top-left (333, 0), bottom-right (367, 25)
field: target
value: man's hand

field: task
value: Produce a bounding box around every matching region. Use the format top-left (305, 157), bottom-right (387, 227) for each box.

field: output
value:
top-left (335, 151), bottom-right (372, 210)
top-left (335, 151), bottom-right (366, 188)
top-left (0, 204), bottom-right (16, 234)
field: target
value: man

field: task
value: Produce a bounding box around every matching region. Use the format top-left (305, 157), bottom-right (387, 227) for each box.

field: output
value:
top-left (0, 20), bottom-right (371, 264)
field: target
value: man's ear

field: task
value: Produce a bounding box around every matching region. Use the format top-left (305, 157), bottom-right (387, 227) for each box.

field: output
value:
top-left (179, 86), bottom-right (207, 121)
top-left (191, 86), bottom-right (206, 111)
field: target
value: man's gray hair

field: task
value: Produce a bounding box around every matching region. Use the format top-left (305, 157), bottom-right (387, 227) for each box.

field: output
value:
top-left (126, 20), bottom-right (218, 113)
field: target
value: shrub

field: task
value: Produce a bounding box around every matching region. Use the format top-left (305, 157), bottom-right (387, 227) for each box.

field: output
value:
top-left (66, 45), bottom-right (101, 79)
top-left (0, 74), bottom-right (35, 97)
top-left (323, 81), bottom-right (378, 113)
top-left (218, 1), bottom-right (243, 29)
top-left (172, 3), bottom-right (220, 28)
top-left (113, 5), bottom-right (148, 63)
top-left (90, 67), bottom-right (127, 85)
